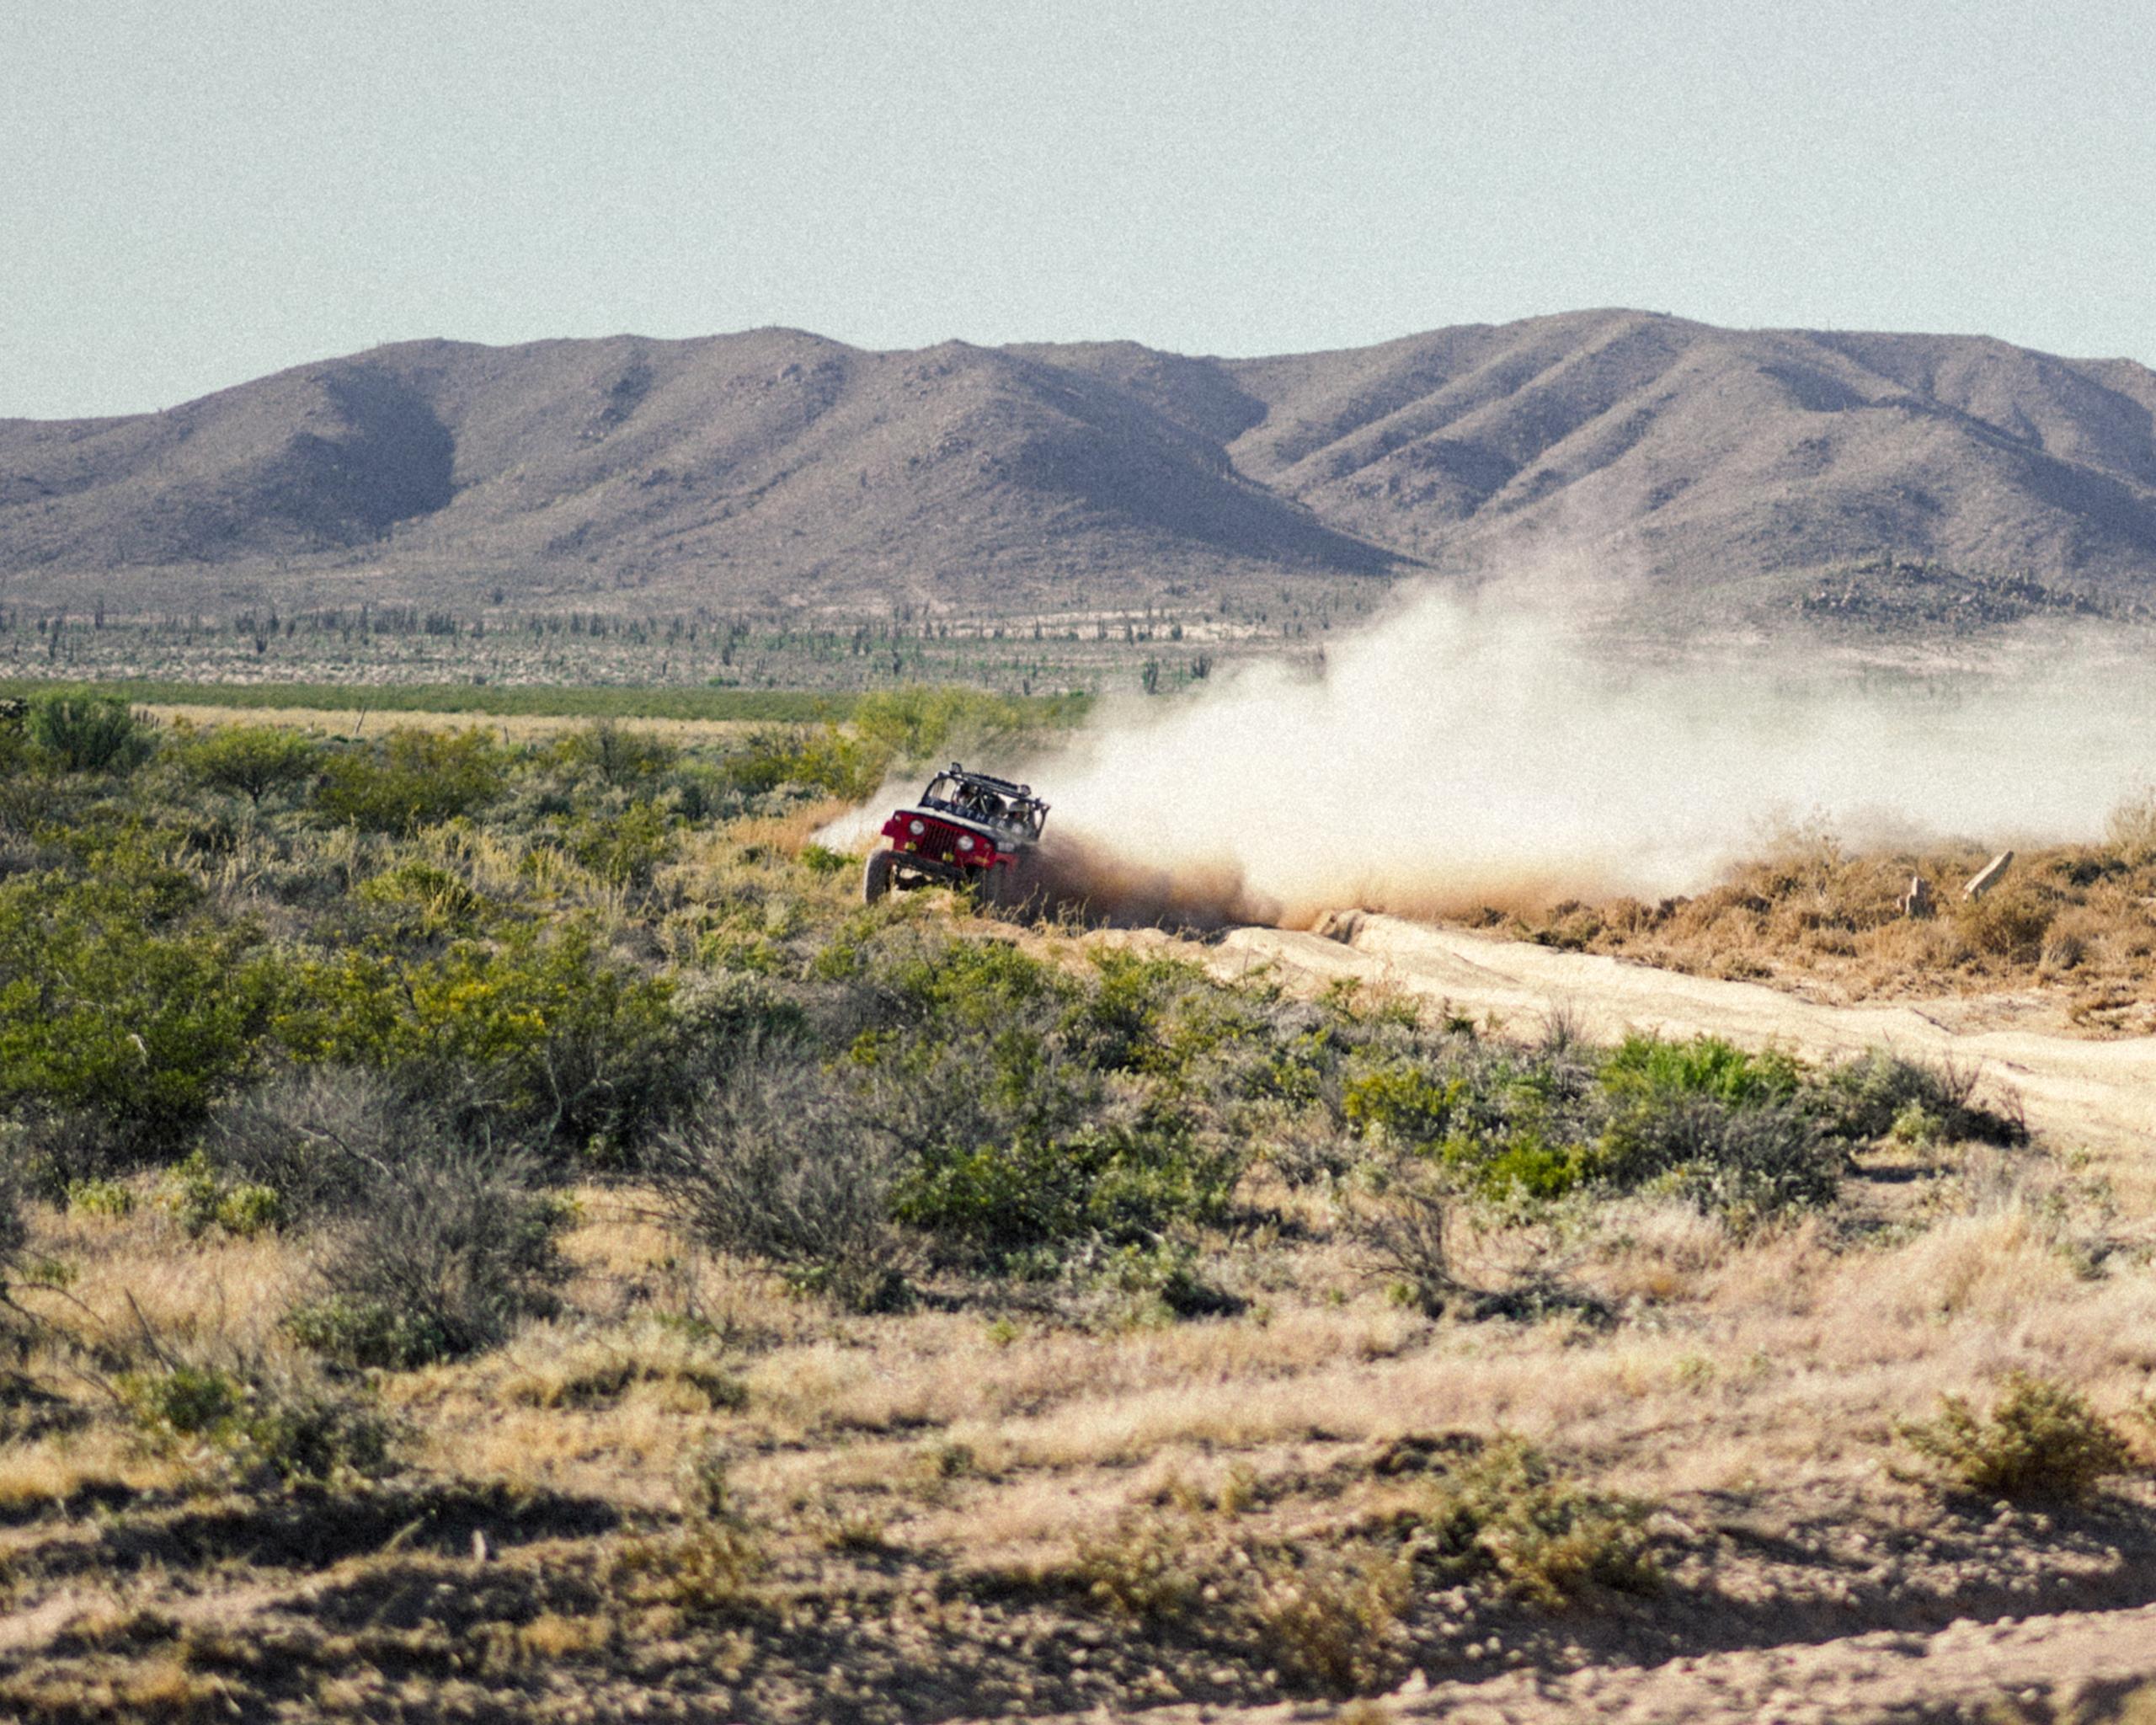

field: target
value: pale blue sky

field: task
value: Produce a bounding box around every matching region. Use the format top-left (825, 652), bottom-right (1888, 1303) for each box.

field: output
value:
top-left (5, 0), bottom-right (2153, 419)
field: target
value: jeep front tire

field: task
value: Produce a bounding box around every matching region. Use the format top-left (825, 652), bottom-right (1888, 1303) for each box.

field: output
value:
top-left (862, 848), bottom-right (897, 904)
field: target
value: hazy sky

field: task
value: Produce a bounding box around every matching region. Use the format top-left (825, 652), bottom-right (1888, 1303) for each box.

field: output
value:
top-left (6, 0), bottom-right (2154, 419)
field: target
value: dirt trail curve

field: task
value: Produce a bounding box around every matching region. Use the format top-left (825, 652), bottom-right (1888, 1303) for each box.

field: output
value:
top-left (1199, 915), bottom-right (2156, 1157)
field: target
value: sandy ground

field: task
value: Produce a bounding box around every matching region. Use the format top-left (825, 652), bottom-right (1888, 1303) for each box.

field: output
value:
top-left (1026, 1603), bottom-right (2156, 1725)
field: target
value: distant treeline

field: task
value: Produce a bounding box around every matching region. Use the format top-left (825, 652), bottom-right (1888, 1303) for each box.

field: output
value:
top-left (0, 677), bottom-right (1094, 726)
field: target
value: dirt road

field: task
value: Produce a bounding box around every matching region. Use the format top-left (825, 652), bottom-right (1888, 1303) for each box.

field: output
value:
top-left (1025, 1602), bottom-right (2156, 1725)
top-left (1196, 914), bottom-right (2156, 1159)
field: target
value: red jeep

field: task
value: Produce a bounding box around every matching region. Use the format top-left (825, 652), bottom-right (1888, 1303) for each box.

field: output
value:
top-left (863, 764), bottom-right (1049, 906)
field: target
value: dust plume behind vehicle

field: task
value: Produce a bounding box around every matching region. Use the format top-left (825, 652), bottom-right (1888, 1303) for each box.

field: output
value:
top-left (1006, 581), bottom-right (2156, 932)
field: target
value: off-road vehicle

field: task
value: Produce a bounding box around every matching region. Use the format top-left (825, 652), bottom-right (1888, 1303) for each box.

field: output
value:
top-left (862, 764), bottom-right (1049, 906)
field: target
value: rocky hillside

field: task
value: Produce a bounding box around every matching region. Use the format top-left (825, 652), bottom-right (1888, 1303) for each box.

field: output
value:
top-left (5, 311), bottom-right (2155, 623)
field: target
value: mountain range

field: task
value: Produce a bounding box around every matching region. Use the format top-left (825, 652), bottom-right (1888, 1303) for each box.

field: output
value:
top-left (5, 309), bottom-right (2155, 627)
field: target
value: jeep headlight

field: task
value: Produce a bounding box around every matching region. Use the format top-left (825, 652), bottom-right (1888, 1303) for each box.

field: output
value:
top-left (908, 819), bottom-right (925, 835)
top-left (957, 835), bottom-right (974, 851)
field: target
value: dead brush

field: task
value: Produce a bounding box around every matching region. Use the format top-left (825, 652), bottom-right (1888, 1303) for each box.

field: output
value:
top-left (1401, 1436), bottom-right (1659, 1606)
top-left (1067, 1507), bottom-right (1210, 1624)
top-left (1066, 1503), bottom-right (1412, 1696)
top-left (1348, 1172), bottom-right (1460, 1317)
top-left (1247, 1543), bottom-right (1414, 1696)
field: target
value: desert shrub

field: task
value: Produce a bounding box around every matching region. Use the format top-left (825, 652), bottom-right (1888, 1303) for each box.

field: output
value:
top-left (175, 724), bottom-right (319, 804)
top-left (721, 724), bottom-right (882, 800)
top-left (504, 1327), bottom-right (746, 1412)
top-left (1898, 1373), bottom-right (2133, 1501)
top-left (352, 860), bottom-right (494, 943)
top-left (0, 870), bottom-right (283, 1167)
top-left (163, 1149), bottom-right (284, 1237)
top-left (118, 1362), bottom-right (396, 1484)
top-left (889, 1099), bottom-right (1235, 1263)
top-left (610, 1451), bottom-right (768, 1616)
top-left (1407, 1437), bottom-right (1657, 1605)
top-left (66, 1176), bottom-right (135, 1217)
top-left (559, 798), bottom-right (675, 890)
top-left (314, 728), bottom-right (507, 833)
top-left (0, 1157), bottom-right (26, 1311)
top-left (1817, 1049), bottom-right (2023, 1146)
top-left (1342, 1061), bottom-right (1465, 1146)
top-left (1069, 1511), bottom-right (1209, 1624)
top-left (1600, 1033), bottom-right (1801, 1108)
top-left (1352, 1176), bottom-right (1458, 1315)
top-left (1430, 1124), bottom-right (1600, 1203)
top-left (200, 1065), bottom-right (418, 1222)
top-left (843, 933), bottom-right (1242, 1264)
top-left (1247, 1545), bottom-right (1413, 1696)
top-left (558, 719), bottom-right (677, 787)
top-left (851, 686), bottom-right (1054, 767)
top-left (653, 1049), bottom-right (910, 1311)
top-left (1956, 886), bottom-right (2054, 963)
top-left (28, 692), bottom-right (152, 774)
top-left (276, 922), bottom-right (689, 1161)
top-left (286, 1144), bottom-right (567, 1368)
top-left (1598, 1092), bottom-right (1839, 1220)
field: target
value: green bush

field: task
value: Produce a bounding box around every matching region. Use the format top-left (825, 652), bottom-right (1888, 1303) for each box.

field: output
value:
top-left (28, 692), bottom-right (152, 774)
top-left (65, 1176), bottom-right (135, 1218)
top-left (561, 798), bottom-right (675, 890)
top-left (1817, 1049), bottom-right (2023, 1146)
top-left (0, 872), bottom-right (283, 1165)
top-left (315, 728), bottom-right (507, 833)
top-left (119, 1362), bottom-right (396, 1484)
top-left (851, 686), bottom-right (1059, 767)
top-left (275, 921), bottom-right (687, 1160)
top-left (890, 1108), bottom-right (1235, 1261)
top-left (1600, 1033), bottom-right (1801, 1108)
top-left (1598, 1092), bottom-right (1838, 1220)
top-left (721, 724), bottom-right (883, 800)
top-left (163, 1149), bottom-right (283, 1237)
top-left (353, 861), bottom-right (494, 943)
top-left (175, 724), bottom-right (319, 804)
top-left (1898, 1373), bottom-right (2133, 1501)
top-left (1342, 1062), bottom-right (1465, 1146)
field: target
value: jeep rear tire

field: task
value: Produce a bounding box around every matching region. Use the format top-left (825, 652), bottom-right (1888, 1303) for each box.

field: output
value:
top-left (862, 848), bottom-right (897, 904)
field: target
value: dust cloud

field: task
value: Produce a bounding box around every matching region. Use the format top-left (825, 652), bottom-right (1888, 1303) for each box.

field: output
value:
top-left (991, 586), bottom-right (2156, 929)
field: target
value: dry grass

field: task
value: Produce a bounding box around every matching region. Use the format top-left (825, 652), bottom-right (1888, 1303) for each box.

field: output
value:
top-left (1516, 825), bottom-right (2156, 1034)
top-left (3, 1077), bottom-right (2154, 1717)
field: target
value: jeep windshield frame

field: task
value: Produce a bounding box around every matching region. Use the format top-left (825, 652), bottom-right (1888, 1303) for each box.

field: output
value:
top-left (917, 769), bottom-right (1048, 840)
